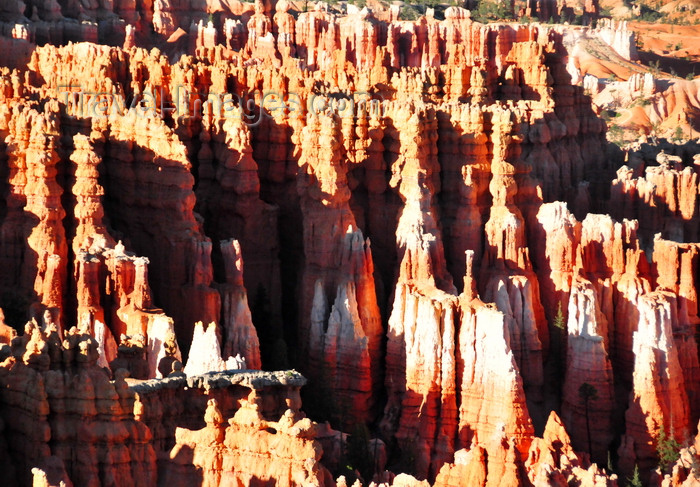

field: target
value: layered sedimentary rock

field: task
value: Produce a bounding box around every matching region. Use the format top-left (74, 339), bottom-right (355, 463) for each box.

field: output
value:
top-left (129, 369), bottom-right (339, 487)
top-left (594, 19), bottom-right (638, 61)
top-left (130, 369), bottom-right (308, 454)
top-left (480, 111), bottom-right (547, 410)
top-left (380, 102), bottom-right (459, 480)
top-left (610, 152), bottom-right (699, 247)
top-left (161, 397), bottom-right (330, 487)
top-left (620, 291), bottom-right (691, 474)
top-left (456, 258), bottom-right (535, 480)
top-left (218, 239), bottom-right (262, 370)
top-left (300, 111), bottom-right (383, 426)
top-left (652, 237), bottom-right (700, 424)
top-left (0, 3), bottom-right (696, 487)
top-left (1, 102), bottom-right (67, 331)
top-left (98, 110), bottom-right (222, 354)
top-left (532, 202), bottom-right (579, 321)
top-left (561, 278), bottom-right (615, 464)
top-left (0, 320), bottom-right (156, 486)
top-left (525, 411), bottom-right (616, 486)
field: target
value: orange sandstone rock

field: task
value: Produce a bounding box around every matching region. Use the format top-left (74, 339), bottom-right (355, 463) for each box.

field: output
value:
top-left (620, 291), bottom-right (691, 474)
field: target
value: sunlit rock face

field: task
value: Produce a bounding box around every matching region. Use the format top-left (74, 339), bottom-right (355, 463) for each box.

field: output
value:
top-left (0, 2), bottom-right (697, 486)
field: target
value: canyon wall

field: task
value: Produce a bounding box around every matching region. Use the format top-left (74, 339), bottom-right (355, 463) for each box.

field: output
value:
top-left (0, 3), bottom-right (696, 487)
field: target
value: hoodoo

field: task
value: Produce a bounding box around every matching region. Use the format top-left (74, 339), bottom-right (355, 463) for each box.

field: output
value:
top-left (0, 0), bottom-right (698, 486)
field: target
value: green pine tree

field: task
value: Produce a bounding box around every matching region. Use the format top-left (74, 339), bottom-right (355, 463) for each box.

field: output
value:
top-left (626, 465), bottom-right (643, 487)
top-left (553, 301), bottom-right (566, 330)
top-left (657, 425), bottom-right (682, 472)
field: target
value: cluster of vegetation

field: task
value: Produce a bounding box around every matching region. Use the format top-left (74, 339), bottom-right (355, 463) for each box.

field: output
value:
top-left (626, 465), bottom-right (643, 487)
top-left (661, 15), bottom-right (700, 26)
top-left (657, 425), bottom-right (683, 472)
top-left (399, 4), bottom-right (423, 20)
top-left (469, 0), bottom-right (514, 23)
top-left (549, 302), bottom-right (567, 391)
top-left (618, 426), bottom-right (690, 486)
top-left (630, 97), bottom-right (652, 108)
top-left (396, 0), bottom-right (461, 20)
top-left (638, 4), bottom-right (664, 23)
top-left (648, 59), bottom-right (661, 77)
top-left (607, 123), bottom-right (627, 147)
top-left (630, 0), bottom-right (698, 25)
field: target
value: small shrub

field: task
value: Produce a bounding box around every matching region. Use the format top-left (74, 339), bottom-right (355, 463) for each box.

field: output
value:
top-left (471, 0), bottom-right (514, 22)
top-left (649, 60), bottom-right (661, 76)
top-left (400, 4), bottom-right (421, 20)
top-left (608, 124), bottom-right (626, 147)
top-left (673, 125), bottom-right (684, 142)
top-left (553, 302), bottom-right (566, 331)
top-left (639, 5), bottom-right (663, 22)
top-left (657, 425), bottom-right (682, 473)
top-left (626, 465), bottom-right (643, 487)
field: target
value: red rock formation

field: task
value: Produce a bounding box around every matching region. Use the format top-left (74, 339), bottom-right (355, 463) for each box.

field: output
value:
top-left (298, 111), bottom-right (383, 426)
top-left (526, 411), bottom-right (616, 486)
top-left (434, 408), bottom-right (619, 487)
top-left (433, 448), bottom-right (488, 487)
top-left (532, 202), bottom-right (579, 322)
top-left (652, 237), bottom-right (700, 424)
top-left (162, 397), bottom-right (330, 486)
top-left (196, 114), bottom-right (277, 366)
top-left (219, 239), bottom-right (262, 370)
top-left (130, 369), bottom-right (327, 486)
top-left (575, 214), bottom-right (639, 348)
top-left (0, 321), bottom-right (156, 486)
top-left (611, 248), bottom-right (652, 384)
top-left (437, 104), bottom-right (488, 289)
top-left (610, 153), bottom-right (698, 245)
top-left (1, 102), bottom-right (67, 330)
top-left (480, 107), bottom-right (547, 408)
top-left (0, 7), bottom-right (673, 487)
top-left (0, 309), bottom-right (17, 344)
top-left (97, 109), bottom-right (222, 355)
top-left (380, 102), bottom-right (459, 480)
top-left (457, 274), bottom-right (535, 465)
top-left (561, 277), bottom-right (615, 463)
top-left (273, 0), bottom-right (296, 55)
top-left (620, 290), bottom-right (691, 474)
